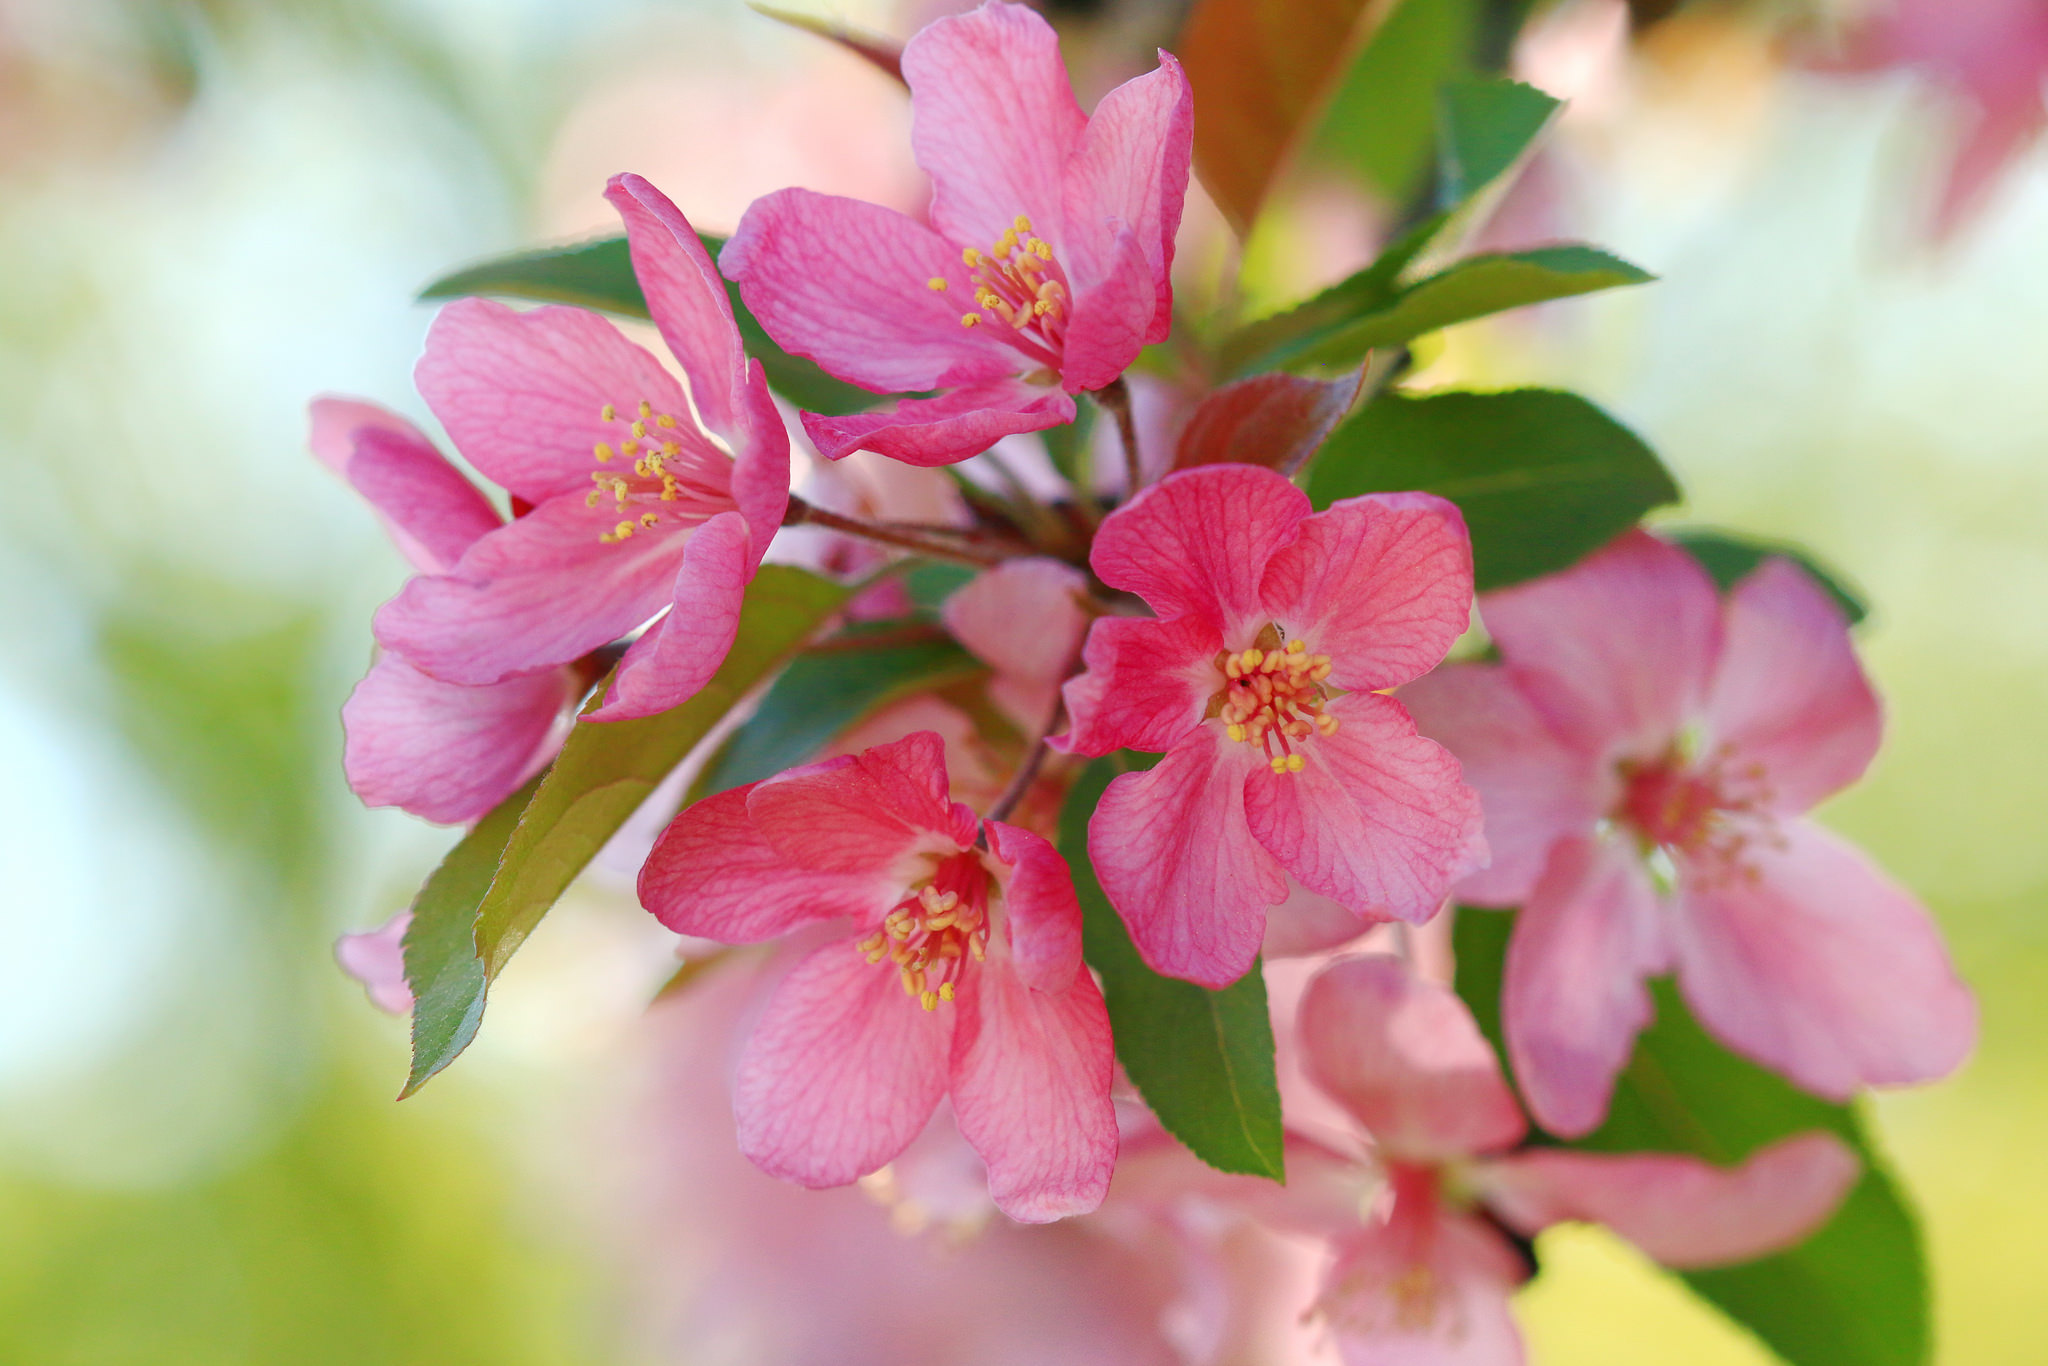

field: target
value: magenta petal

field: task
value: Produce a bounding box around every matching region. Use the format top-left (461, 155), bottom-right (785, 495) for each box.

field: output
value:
top-left (734, 938), bottom-right (954, 1189)
top-left (749, 731), bottom-right (977, 874)
top-left (1673, 820), bottom-right (1977, 1099)
top-left (334, 910), bottom-right (414, 1015)
top-left (1091, 465), bottom-right (1311, 630)
top-left (985, 820), bottom-right (1084, 994)
top-left (342, 654), bottom-right (571, 825)
top-left (1261, 881), bottom-right (1373, 958)
top-left (308, 398), bottom-right (500, 573)
top-left (726, 361), bottom-right (791, 567)
top-left (802, 379), bottom-right (1074, 466)
top-left (1478, 1131), bottom-right (1860, 1270)
top-left (414, 297), bottom-right (692, 506)
top-left (605, 173), bottom-right (747, 443)
top-left (1058, 225), bottom-right (1154, 394)
top-left (1242, 692), bottom-right (1484, 926)
top-left (1505, 833), bottom-right (1671, 1138)
top-left (950, 958), bottom-right (1116, 1222)
top-left (1057, 613), bottom-right (1220, 757)
top-left (942, 556), bottom-right (1090, 690)
top-left (1705, 558), bottom-right (1881, 815)
top-left (1321, 1211), bottom-right (1529, 1366)
top-left (1262, 492), bottom-right (1474, 693)
top-left (1088, 728), bottom-right (1285, 987)
top-left (1061, 52), bottom-right (1192, 344)
top-left (591, 512), bottom-right (750, 721)
top-left (903, 0), bottom-right (1087, 252)
top-left (308, 396), bottom-right (421, 476)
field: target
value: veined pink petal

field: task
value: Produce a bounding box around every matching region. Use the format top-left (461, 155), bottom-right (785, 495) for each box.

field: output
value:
top-left (735, 939), bottom-right (955, 1188)
top-left (801, 378), bottom-right (1075, 466)
top-left (1091, 465), bottom-right (1310, 631)
top-left (605, 174), bottom-right (747, 443)
top-left (1399, 664), bottom-right (1608, 907)
top-left (373, 493), bottom-right (688, 685)
top-left (1261, 492), bottom-right (1473, 693)
top-left (722, 189), bottom-right (1019, 394)
top-left (308, 396), bottom-right (421, 475)
top-left (985, 820), bottom-right (1084, 993)
top-left (591, 511), bottom-right (750, 721)
top-left (1673, 820), bottom-right (1976, 1100)
top-left (949, 957), bottom-right (1116, 1222)
top-left (1298, 955), bottom-right (1524, 1163)
top-left (308, 398), bottom-right (501, 573)
top-left (1478, 1131), bottom-right (1860, 1270)
top-left (414, 298), bottom-right (694, 506)
top-left (725, 360), bottom-right (792, 567)
top-left (1262, 881), bottom-right (1373, 958)
top-left (1061, 52), bottom-right (1192, 344)
top-left (944, 557), bottom-right (1089, 688)
top-left (1320, 1210), bottom-right (1529, 1366)
top-left (640, 784), bottom-right (899, 941)
top-left (341, 654), bottom-right (571, 825)
top-left (903, 1), bottom-right (1087, 254)
top-left (1056, 613), bottom-right (1220, 757)
top-left (1506, 833), bottom-right (1672, 1138)
top-left (334, 910), bottom-right (413, 1016)
top-left (1242, 692), bottom-right (1484, 926)
top-left (749, 731), bottom-right (978, 875)
top-left (1481, 530), bottom-right (1721, 760)
top-left (1705, 559), bottom-right (1881, 816)
top-left (1058, 225), bottom-right (1154, 394)
top-left (1088, 729), bottom-right (1285, 988)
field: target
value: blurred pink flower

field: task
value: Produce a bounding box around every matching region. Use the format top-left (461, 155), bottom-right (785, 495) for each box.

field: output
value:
top-left (1403, 531), bottom-right (1977, 1135)
top-left (334, 910), bottom-right (412, 1015)
top-left (722, 0), bottom-right (1192, 466)
top-left (943, 555), bottom-right (1092, 732)
top-left (373, 174), bottom-right (790, 721)
top-left (1059, 464), bottom-right (1485, 988)
top-left (637, 730), bottom-right (1115, 1221)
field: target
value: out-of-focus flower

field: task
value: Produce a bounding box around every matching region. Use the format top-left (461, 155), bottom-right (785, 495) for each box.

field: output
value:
top-left (372, 174), bottom-right (790, 720)
top-left (334, 910), bottom-right (412, 1015)
top-left (1059, 464), bottom-right (1484, 988)
top-left (722, 0), bottom-right (1192, 466)
top-left (1403, 531), bottom-right (1977, 1135)
top-left (309, 399), bottom-right (577, 824)
top-left (942, 555), bottom-right (1092, 733)
top-left (637, 731), bottom-right (1115, 1222)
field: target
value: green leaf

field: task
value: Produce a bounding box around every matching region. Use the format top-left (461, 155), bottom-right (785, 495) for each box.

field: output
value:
top-left (419, 235), bottom-right (881, 416)
top-left (1672, 529), bottom-right (1868, 626)
top-left (1306, 388), bottom-right (1680, 590)
top-left (1042, 396), bottom-right (1099, 489)
top-left (900, 560), bottom-right (978, 614)
top-left (1058, 756), bottom-right (1284, 1179)
top-left (1311, 0), bottom-right (1482, 202)
top-left (1454, 910), bottom-right (1930, 1366)
top-left (1435, 76), bottom-right (1560, 206)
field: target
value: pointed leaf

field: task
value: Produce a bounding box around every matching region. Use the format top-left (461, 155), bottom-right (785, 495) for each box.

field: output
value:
top-left (749, 2), bottom-right (904, 84)
top-left (1435, 76), bottom-right (1561, 206)
top-left (1673, 529), bottom-right (1868, 626)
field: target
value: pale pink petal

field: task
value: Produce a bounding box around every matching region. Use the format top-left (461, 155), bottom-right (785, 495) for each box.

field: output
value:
top-left (903, 0), bottom-right (1087, 252)
top-left (1111, 1127), bottom-right (1370, 1241)
top-left (1399, 664), bottom-right (1607, 907)
top-left (1505, 833), bottom-right (1672, 1139)
top-left (985, 819), bottom-right (1083, 993)
top-left (308, 396), bottom-right (420, 475)
top-left (749, 731), bottom-right (978, 875)
top-left (1056, 613), bottom-right (1220, 757)
top-left (1705, 558), bottom-right (1881, 815)
top-left (735, 938), bottom-right (955, 1188)
top-left (943, 557), bottom-right (1090, 688)
top-left (341, 654), bottom-right (571, 825)
top-left (1090, 465), bottom-right (1310, 631)
top-left (1298, 955), bottom-right (1524, 1163)
top-left (725, 360), bottom-right (792, 566)
top-left (1480, 529), bottom-right (1721, 760)
top-left (590, 511), bottom-right (750, 721)
top-left (1673, 820), bottom-right (1976, 1100)
top-left (801, 379), bottom-right (1075, 466)
top-left (605, 173), bottom-right (746, 443)
top-left (1061, 52), bottom-right (1192, 344)
top-left (1261, 492), bottom-right (1473, 693)
top-left (1242, 692), bottom-right (1484, 926)
top-left (1262, 881), bottom-right (1373, 958)
top-left (334, 910), bottom-right (413, 1015)
top-left (414, 298), bottom-right (693, 506)
top-left (1321, 1210), bottom-right (1529, 1366)
top-left (1088, 728), bottom-right (1286, 987)
top-left (1058, 225), bottom-right (1154, 394)
top-left (308, 397), bottom-right (500, 573)
top-left (950, 957), bottom-right (1116, 1222)
top-left (1478, 1131), bottom-right (1860, 1270)
top-left (722, 189), bottom-right (1018, 394)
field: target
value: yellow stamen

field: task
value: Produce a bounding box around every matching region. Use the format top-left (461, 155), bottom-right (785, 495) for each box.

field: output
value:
top-left (593, 442), bottom-right (614, 462)
top-left (655, 413), bottom-right (676, 429)
top-left (631, 420), bottom-right (647, 439)
top-left (640, 513), bottom-right (659, 529)
top-left (960, 314), bottom-right (981, 327)
top-left (600, 403), bottom-right (616, 422)
top-left (638, 400), bottom-right (652, 419)
top-left (928, 276), bottom-right (949, 291)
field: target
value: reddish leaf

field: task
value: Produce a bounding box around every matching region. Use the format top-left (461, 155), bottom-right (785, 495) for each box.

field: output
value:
top-left (1174, 368), bottom-right (1367, 474)
top-left (750, 2), bottom-right (905, 86)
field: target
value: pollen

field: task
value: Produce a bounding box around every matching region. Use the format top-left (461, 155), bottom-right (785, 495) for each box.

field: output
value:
top-left (943, 213), bottom-right (1072, 360)
top-left (1211, 624), bottom-right (1339, 775)
top-left (928, 276), bottom-right (949, 291)
top-left (587, 396), bottom-right (712, 544)
top-left (860, 858), bottom-right (990, 1011)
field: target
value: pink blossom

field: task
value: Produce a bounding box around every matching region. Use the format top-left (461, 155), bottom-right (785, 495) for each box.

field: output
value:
top-left (309, 398), bottom-right (577, 824)
top-left (1058, 464), bottom-right (1485, 988)
top-left (943, 555), bottom-right (1092, 732)
top-left (721, 0), bottom-right (1192, 467)
top-left (371, 174), bottom-right (791, 720)
top-left (637, 730), bottom-right (1115, 1222)
top-left (1402, 531), bottom-right (1977, 1135)
top-left (335, 910), bottom-right (412, 1015)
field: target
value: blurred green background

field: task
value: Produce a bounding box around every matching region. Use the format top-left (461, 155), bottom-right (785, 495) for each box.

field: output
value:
top-left (0, 0), bottom-right (2039, 1362)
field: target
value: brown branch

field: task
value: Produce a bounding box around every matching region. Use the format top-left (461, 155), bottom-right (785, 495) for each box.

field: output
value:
top-left (1095, 377), bottom-right (1144, 499)
top-left (783, 494), bottom-right (1008, 566)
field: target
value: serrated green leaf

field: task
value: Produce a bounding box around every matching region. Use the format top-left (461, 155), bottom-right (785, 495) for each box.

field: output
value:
top-left (1306, 388), bottom-right (1680, 590)
top-left (1435, 76), bottom-right (1560, 206)
top-left (1312, 0), bottom-right (1481, 202)
top-left (1058, 756), bottom-right (1284, 1179)
top-left (1454, 910), bottom-right (1929, 1366)
top-left (1673, 529), bottom-right (1868, 626)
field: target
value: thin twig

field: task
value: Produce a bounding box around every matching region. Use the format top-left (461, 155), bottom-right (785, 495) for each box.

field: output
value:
top-left (784, 494), bottom-right (1008, 567)
top-left (984, 696), bottom-right (1062, 826)
top-left (1095, 378), bottom-right (1144, 498)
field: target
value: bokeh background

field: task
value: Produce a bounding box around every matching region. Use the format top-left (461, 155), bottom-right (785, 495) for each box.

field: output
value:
top-left (0, 0), bottom-right (2040, 1361)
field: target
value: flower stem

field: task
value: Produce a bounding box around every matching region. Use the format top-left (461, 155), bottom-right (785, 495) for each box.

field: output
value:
top-left (1095, 378), bottom-right (1144, 498)
top-left (783, 495), bottom-right (1009, 567)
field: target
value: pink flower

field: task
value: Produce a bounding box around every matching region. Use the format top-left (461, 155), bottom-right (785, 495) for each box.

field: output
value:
top-left (942, 555), bottom-right (1092, 732)
top-left (636, 730), bottom-right (1116, 1222)
top-left (335, 910), bottom-right (412, 1015)
top-left (372, 174), bottom-right (791, 720)
top-left (1402, 531), bottom-right (1977, 1135)
top-left (1058, 464), bottom-right (1486, 988)
top-left (309, 398), bottom-right (578, 823)
top-left (721, 0), bottom-right (1192, 467)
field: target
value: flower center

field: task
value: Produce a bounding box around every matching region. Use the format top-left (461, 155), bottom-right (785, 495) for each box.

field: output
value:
top-left (1206, 626), bottom-right (1339, 775)
top-left (583, 399), bottom-right (730, 545)
top-left (926, 214), bottom-right (1070, 369)
top-left (1614, 744), bottom-right (1775, 871)
top-left (853, 852), bottom-right (991, 1011)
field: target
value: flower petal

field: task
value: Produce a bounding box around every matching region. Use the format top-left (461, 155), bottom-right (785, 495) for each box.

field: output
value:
top-left (801, 378), bottom-right (1074, 466)
top-left (1056, 613), bottom-right (1220, 758)
top-left (1088, 728), bottom-right (1286, 987)
top-left (1261, 492), bottom-right (1473, 693)
top-left (1091, 464), bottom-right (1310, 631)
top-left (726, 360), bottom-right (792, 568)
top-left (605, 173), bottom-right (747, 444)
top-left (1504, 833), bottom-right (1671, 1138)
top-left (943, 556), bottom-right (1090, 687)
top-left (1058, 224), bottom-right (1154, 394)
top-left (334, 910), bottom-right (414, 1016)
top-left (1261, 881), bottom-right (1373, 959)
top-left (1061, 52), bottom-right (1192, 344)
top-left (1320, 1211), bottom-right (1529, 1366)
top-left (590, 511), bottom-right (751, 721)
top-left (1478, 1131), bottom-right (1860, 1270)
top-left (985, 819), bottom-right (1084, 993)
top-left (748, 730), bottom-right (978, 875)
top-left (308, 398), bottom-right (501, 573)
top-left (1673, 819), bottom-right (1976, 1100)
top-left (1242, 691), bottom-right (1484, 926)
top-left (734, 938), bottom-right (955, 1188)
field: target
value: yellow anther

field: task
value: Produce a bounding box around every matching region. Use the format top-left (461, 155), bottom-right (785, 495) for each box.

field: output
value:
top-left (640, 513), bottom-right (659, 529)
top-left (594, 442), bottom-right (614, 462)
top-left (620, 440), bottom-right (639, 457)
top-left (1287, 638), bottom-right (1307, 654)
top-left (1316, 714), bottom-right (1340, 737)
top-left (1032, 300), bottom-right (1052, 316)
top-left (662, 441), bottom-right (680, 457)
top-left (1286, 754), bottom-right (1306, 773)
top-left (1271, 756), bottom-right (1289, 774)
top-left (1013, 214), bottom-right (1032, 232)
top-left (961, 314), bottom-right (981, 327)
top-left (921, 991), bottom-right (939, 1012)
top-left (962, 247), bottom-right (982, 267)
top-left (631, 420), bottom-right (647, 439)
top-left (1031, 239), bottom-right (1052, 260)
top-left (939, 982), bottom-right (955, 1002)
top-left (1226, 723), bottom-right (1246, 743)
top-left (661, 476), bottom-right (679, 501)
top-left (638, 400), bottom-right (652, 419)
top-left (1242, 648), bottom-right (1265, 669)
top-left (585, 490), bottom-right (601, 508)
top-left (995, 230), bottom-right (1017, 256)
top-left (615, 521), bottom-right (635, 538)
top-left (655, 413), bottom-right (676, 428)
top-left (928, 276), bottom-right (949, 291)
top-left (600, 403), bottom-right (617, 422)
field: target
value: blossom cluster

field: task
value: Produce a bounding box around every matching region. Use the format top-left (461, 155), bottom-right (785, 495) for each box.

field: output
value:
top-left (321, 4), bottom-right (1975, 1360)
